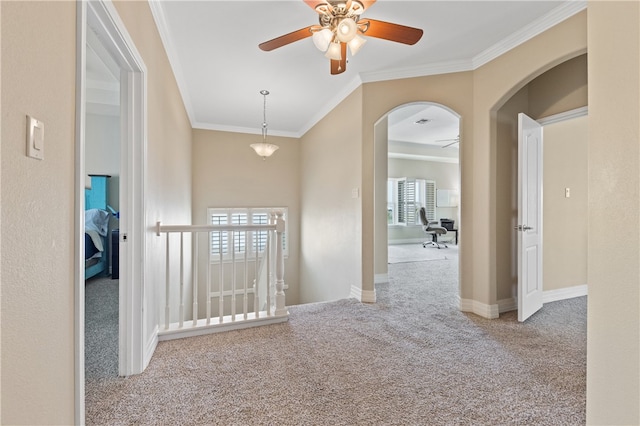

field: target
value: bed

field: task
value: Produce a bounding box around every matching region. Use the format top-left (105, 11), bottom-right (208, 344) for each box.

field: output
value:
top-left (85, 175), bottom-right (113, 280)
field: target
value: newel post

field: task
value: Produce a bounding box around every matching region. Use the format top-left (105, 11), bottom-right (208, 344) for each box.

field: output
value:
top-left (274, 211), bottom-right (287, 316)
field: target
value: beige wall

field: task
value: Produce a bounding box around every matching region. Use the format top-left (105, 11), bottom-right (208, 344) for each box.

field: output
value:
top-left (191, 129), bottom-right (301, 305)
top-left (300, 87), bottom-right (363, 303)
top-left (495, 86), bottom-right (529, 302)
top-left (494, 56), bottom-right (587, 305)
top-left (1, 1), bottom-right (193, 423)
top-left (373, 117), bottom-right (388, 279)
top-left (587, 1), bottom-right (640, 423)
top-left (474, 11), bottom-right (587, 311)
top-left (543, 116), bottom-right (588, 292)
top-left (363, 72), bottom-right (474, 300)
top-left (1, 2), bottom-right (77, 423)
top-left (529, 54), bottom-right (588, 119)
top-left (112, 0), bottom-right (193, 347)
top-left (494, 55), bottom-right (587, 304)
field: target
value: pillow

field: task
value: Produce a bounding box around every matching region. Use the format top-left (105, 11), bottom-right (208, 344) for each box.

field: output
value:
top-left (85, 209), bottom-right (110, 236)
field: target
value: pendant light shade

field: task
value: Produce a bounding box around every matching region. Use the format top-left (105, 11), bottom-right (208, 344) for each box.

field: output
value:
top-left (325, 41), bottom-right (342, 60)
top-left (348, 34), bottom-right (367, 56)
top-left (336, 17), bottom-right (358, 43)
top-left (250, 142), bottom-right (279, 158)
top-left (312, 28), bottom-right (333, 52)
top-left (250, 90), bottom-right (279, 160)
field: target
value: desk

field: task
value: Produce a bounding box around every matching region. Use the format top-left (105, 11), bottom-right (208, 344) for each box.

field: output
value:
top-left (445, 229), bottom-right (458, 245)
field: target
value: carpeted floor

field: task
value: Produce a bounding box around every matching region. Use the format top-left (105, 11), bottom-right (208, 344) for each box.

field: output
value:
top-left (85, 255), bottom-right (586, 425)
top-left (387, 243), bottom-right (456, 263)
top-left (85, 276), bottom-right (119, 379)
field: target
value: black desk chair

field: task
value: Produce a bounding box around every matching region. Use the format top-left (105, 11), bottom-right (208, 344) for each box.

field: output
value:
top-left (419, 207), bottom-right (448, 249)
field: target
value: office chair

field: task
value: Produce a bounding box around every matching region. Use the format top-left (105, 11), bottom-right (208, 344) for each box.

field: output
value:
top-left (419, 207), bottom-right (448, 249)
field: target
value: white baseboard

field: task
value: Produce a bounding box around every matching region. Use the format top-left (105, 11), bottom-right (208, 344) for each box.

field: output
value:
top-left (458, 297), bottom-right (499, 319)
top-left (498, 298), bottom-right (518, 313)
top-left (351, 284), bottom-right (377, 303)
top-left (480, 284), bottom-right (589, 316)
top-left (375, 273), bottom-right (389, 284)
top-left (543, 284), bottom-right (587, 303)
top-left (144, 325), bottom-right (159, 371)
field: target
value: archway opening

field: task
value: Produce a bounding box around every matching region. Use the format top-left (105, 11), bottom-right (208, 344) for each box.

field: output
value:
top-left (374, 102), bottom-right (461, 300)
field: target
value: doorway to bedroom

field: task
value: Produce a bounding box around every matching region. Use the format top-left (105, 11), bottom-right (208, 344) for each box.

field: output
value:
top-left (84, 26), bottom-right (122, 382)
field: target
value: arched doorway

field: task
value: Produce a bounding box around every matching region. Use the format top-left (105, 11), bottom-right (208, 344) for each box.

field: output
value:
top-left (373, 102), bottom-right (461, 299)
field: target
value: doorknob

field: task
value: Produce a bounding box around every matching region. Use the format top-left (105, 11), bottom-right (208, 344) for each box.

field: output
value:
top-left (514, 225), bottom-right (523, 230)
top-left (522, 225), bottom-right (533, 231)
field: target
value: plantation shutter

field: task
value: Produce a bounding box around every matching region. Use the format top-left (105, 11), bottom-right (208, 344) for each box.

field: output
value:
top-left (397, 179), bottom-right (419, 225)
top-left (425, 180), bottom-right (436, 222)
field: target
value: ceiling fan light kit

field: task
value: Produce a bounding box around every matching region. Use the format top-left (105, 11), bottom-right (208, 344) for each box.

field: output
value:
top-left (259, 0), bottom-right (423, 75)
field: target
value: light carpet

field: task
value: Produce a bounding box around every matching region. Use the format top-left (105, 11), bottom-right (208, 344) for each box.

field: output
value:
top-left (85, 276), bottom-right (119, 380)
top-left (86, 255), bottom-right (586, 425)
top-left (387, 243), bottom-right (455, 263)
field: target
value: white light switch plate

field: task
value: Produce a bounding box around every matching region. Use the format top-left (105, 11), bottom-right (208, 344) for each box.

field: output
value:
top-left (26, 115), bottom-right (44, 160)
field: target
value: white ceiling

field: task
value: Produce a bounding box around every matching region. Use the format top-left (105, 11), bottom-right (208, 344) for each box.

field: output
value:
top-left (96, 1), bottom-right (585, 148)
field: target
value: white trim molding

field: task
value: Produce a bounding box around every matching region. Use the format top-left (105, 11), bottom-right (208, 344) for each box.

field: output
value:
top-left (351, 285), bottom-right (377, 303)
top-left (543, 284), bottom-right (588, 303)
top-left (459, 297), bottom-right (500, 319)
top-left (483, 284), bottom-right (588, 316)
top-left (538, 106), bottom-right (588, 126)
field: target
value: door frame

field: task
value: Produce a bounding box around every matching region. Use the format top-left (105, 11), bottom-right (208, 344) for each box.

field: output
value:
top-left (75, 1), bottom-right (147, 423)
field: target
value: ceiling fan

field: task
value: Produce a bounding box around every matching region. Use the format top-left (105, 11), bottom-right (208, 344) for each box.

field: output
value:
top-left (258, 0), bottom-right (424, 75)
top-left (436, 136), bottom-right (460, 148)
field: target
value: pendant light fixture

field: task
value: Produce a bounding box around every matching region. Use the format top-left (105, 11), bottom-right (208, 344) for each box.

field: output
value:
top-left (250, 90), bottom-right (279, 160)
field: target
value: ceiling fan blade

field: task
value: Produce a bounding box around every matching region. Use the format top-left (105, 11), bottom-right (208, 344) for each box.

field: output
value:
top-left (442, 140), bottom-right (459, 148)
top-left (259, 26), bottom-right (314, 51)
top-left (361, 18), bottom-right (423, 45)
top-left (359, 0), bottom-right (377, 10)
top-left (330, 43), bottom-right (347, 75)
top-left (303, 0), bottom-right (325, 10)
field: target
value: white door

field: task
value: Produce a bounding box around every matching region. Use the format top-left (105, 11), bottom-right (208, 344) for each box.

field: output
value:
top-left (517, 113), bottom-right (543, 322)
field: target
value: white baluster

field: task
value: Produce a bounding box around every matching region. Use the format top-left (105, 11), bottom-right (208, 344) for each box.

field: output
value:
top-left (218, 232), bottom-right (223, 323)
top-left (179, 232), bottom-right (184, 328)
top-left (192, 232), bottom-right (198, 326)
top-left (274, 212), bottom-right (287, 316)
top-left (231, 230), bottom-right (236, 321)
top-left (243, 231), bottom-right (248, 320)
top-left (254, 247), bottom-right (259, 318)
top-left (266, 214), bottom-right (273, 316)
top-left (206, 231), bottom-right (211, 325)
top-left (165, 233), bottom-right (170, 330)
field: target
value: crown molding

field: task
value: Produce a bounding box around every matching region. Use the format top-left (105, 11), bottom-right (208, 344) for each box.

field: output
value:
top-left (472, 0), bottom-right (587, 69)
top-left (360, 59), bottom-right (473, 84)
top-left (150, 0), bottom-right (587, 137)
top-left (192, 121), bottom-right (299, 139)
top-left (388, 152), bottom-right (459, 164)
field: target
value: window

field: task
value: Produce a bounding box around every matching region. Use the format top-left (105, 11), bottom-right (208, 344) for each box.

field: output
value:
top-left (208, 207), bottom-right (288, 261)
top-left (387, 178), bottom-right (436, 226)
